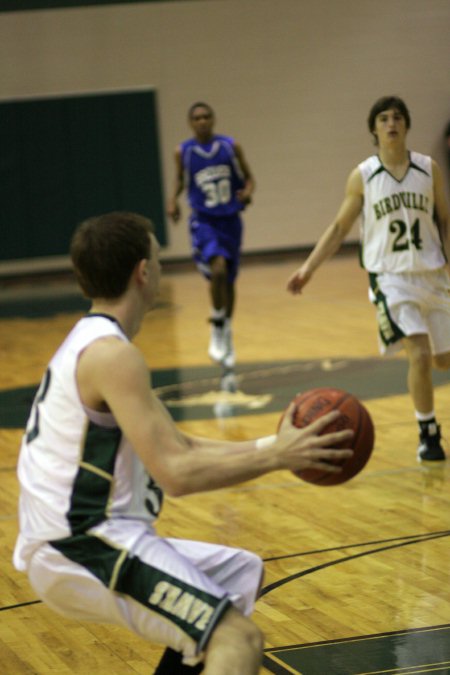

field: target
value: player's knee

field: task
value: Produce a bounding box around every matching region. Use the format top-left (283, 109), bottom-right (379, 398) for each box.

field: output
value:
top-left (209, 256), bottom-right (227, 278)
top-left (241, 617), bottom-right (264, 655)
top-left (209, 608), bottom-right (264, 658)
top-left (224, 611), bottom-right (264, 654)
top-left (433, 352), bottom-right (450, 370)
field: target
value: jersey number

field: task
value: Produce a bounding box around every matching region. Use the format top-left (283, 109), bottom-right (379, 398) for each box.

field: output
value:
top-left (145, 476), bottom-right (164, 517)
top-left (389, 218), bottom-right (423, 252)
top-left (202, 179), bottom-right (231, 207)
top-left (26, 368), bottom-right (52, 443)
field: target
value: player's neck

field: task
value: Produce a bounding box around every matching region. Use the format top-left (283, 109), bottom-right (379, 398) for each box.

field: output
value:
top-left (89, 299), bottom-right (142, 340)
top-left (379, 147), bottom-right (410, 181)
top-left (195, 132), bottom-right (214, 144)
top-left (379, 144), bottom-right (409, 170)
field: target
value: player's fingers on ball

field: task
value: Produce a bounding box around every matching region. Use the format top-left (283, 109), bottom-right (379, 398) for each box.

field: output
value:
top-left (307, 410), bottom-right (341, 431)
top-left (324, 448), bottom-right (353, 460)
top-left (282, 400), bottom-right (299, 424)
top-left (319, 428), bottom-right (354, 446)
top-left (315, 461), bottom-right (345, 474)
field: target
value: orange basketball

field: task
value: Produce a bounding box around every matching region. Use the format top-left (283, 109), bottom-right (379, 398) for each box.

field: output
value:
top-left (280, 387), bottom-right (375, 486)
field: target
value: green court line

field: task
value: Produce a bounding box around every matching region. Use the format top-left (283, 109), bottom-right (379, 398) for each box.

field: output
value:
top-left (1, 358), bottom-right (449, 428)
top-left (264, 624), bottom-right (450, 675)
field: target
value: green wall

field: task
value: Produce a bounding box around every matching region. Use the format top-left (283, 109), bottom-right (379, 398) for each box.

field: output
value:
top-left (0, 90), bottom-right (167, 261)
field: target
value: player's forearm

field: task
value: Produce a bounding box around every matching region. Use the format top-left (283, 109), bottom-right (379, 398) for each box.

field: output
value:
top-left (162, 437), bottom-right (279, 496)
top-left (170, 179), bottom-right (184, 202)
top-left (303, 222), bottom-right (346, 275)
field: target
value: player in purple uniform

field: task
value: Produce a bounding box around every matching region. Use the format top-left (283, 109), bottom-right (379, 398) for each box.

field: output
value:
top-left (167, 102), bottom-right (255, 371)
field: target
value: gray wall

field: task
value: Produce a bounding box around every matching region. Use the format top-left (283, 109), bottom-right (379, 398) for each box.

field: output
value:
top-left (1, 0), bottom-right (449, 262)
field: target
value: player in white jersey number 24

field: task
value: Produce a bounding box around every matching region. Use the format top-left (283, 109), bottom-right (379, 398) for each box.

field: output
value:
top-left (287, 96), bottom-right (450, 462)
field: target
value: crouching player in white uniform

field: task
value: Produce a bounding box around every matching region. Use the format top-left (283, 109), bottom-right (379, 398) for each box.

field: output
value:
top-left (14, 212), bottom-right (354, 674)
top-left (287, 96), bottom-right (450, 462)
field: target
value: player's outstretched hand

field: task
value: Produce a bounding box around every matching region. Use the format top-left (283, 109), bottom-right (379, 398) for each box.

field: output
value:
top-left (275, 403), bottom-right (354, 475)
top-left (286, 266), bottom-right (311, 294)
top-left (236, 188), bottom-right (253, 206)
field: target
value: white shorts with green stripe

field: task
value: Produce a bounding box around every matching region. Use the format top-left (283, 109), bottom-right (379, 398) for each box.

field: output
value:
top-left (27, 519), bottom-right (263, 666)
top-left (368, 268), bottom-right (450, 355)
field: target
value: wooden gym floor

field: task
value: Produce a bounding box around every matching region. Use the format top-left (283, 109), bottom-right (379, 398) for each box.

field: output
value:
top-left (1, 251), bottom-right (449, 674)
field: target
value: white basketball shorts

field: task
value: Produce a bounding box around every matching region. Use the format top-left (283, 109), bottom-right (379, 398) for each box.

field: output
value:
top-left (368, 268), bottom-right (450, 355)
top-left (26, 519), bottom-right (264, 666)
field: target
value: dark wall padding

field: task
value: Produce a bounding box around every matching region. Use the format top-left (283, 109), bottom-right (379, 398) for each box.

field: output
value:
top-left (0, 89), bottom-right (166, 261)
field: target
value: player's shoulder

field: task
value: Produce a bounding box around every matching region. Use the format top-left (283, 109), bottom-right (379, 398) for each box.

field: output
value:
top-left (180, 137), bottom-right (204, 154)
top-left (409, 150), bottom-right (432, 174)
top-left (215, 133), bottom-right (235, 146)
top-left (358, 153), bottom-right (380, 172)
top-left (410, 149), bottom-right (430, 161)
top-left (81, 336), bottom-right (144, 380)
top-left (357, 154), bottom-right (384, 183)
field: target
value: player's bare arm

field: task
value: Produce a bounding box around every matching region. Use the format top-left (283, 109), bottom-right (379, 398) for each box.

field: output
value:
top-left (181, 404), bottom-right (353, 474)
top-left (78, 338), bottom-right (353, 496)
top-left (166, 146), bottom-right (184, 222)
top-left (234, 142), bottom-right (255, 204)
top-left (286, 167), bottom-right (364, 294)
top-left (432, 159), bottom-right (450, 263)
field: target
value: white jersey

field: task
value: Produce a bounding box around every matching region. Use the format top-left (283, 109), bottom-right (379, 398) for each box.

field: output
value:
top-left (14, 314), bottom-right (163, 571)
top-left (358, 151), bottom-right (446, 273)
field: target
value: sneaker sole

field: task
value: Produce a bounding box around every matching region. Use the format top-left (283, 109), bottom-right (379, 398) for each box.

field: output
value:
top-left (417, 448), bottom-right (446, 462)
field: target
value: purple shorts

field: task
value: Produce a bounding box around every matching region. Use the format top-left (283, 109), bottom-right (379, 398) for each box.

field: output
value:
top-left (189, 212), bottom-right (243, 283)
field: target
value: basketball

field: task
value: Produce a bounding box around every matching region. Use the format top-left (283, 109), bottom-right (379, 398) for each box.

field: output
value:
top-left (280, 387), bottom-right (374, 486)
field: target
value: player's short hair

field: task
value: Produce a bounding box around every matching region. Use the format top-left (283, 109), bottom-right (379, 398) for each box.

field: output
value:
top-left (188, 102), bottom-right (214, 119)
top-left (367, 96), bottom-right (411, 144)
top-left (70, 211), bottom-right (154, 299)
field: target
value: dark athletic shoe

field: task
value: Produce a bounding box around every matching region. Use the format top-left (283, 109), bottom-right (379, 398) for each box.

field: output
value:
top-left (417, 425), bottom-right (446, 461)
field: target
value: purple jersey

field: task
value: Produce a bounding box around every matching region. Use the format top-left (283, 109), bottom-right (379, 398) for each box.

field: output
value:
top-left (180, 135), bottom-right (245, 216)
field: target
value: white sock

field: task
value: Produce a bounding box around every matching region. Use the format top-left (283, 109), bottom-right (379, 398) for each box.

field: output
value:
top-left (210, 308), bottom-right (225, 321)
top-left (415, 410), bottom-right (435, 422)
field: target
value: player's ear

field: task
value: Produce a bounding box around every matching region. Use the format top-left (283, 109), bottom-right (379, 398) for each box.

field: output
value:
top-left (135, 258), bottom-right (149, 286)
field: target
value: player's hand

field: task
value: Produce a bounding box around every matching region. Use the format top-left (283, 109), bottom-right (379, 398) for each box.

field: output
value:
top-left (276, 405), bottom-right (354, 474)
top-left (286, 266), bottom-right (312, 294)
top-left (167, 201), bottom-right (181, 223)
top-left (236, 188), bottom-right (252, 206)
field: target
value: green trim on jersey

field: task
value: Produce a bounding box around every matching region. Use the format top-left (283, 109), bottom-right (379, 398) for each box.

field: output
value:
top-left (367, 165), bottom-right (385, 182)
top-left (68, 421), bottom-right (122, 534)
top-left (368, 273), bottom-right (405, 347)
top-left (50, 533), bottom-right (125, 586)
top-left (50, 533), bottom-right (232, 650)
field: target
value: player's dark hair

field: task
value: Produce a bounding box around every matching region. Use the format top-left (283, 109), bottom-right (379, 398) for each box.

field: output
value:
top-left (188, 101), bottom-right (214, 119)
top-left (367, 96), bottom-right (411, 145)
top-left (70, 211), bottom-right (154, 299)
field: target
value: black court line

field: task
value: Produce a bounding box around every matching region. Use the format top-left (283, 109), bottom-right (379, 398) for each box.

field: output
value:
top-left (262, 529), bottom-right (450, 562)
top-left (3, 531), bottom-right (448, 614)
top-left (260, 530), bottom-right (450, 597)
top-left (0, 599), bottom-right (41, 612)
